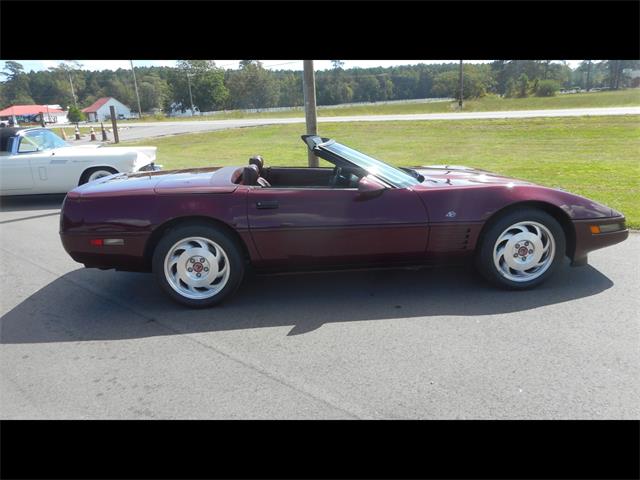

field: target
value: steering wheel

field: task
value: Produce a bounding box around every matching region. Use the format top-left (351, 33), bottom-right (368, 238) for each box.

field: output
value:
top-left (329, 166), bottom-right (343, 188)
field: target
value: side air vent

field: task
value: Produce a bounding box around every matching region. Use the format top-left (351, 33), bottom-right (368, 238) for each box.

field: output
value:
top-left (429, 226), bottom-right (473, 252)
top-left (462, 228), bottom-right (471, 249)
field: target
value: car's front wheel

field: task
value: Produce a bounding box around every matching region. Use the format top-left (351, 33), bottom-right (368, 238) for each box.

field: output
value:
top-left (79, 167), bottom-right (117, 185)
top-left (152, 223), bottom-right (245, 307)
top-left (475, 208), bottom-right (566, 289)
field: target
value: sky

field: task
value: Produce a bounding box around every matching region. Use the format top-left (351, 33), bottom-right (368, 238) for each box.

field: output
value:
top-left (2, 59), bottom-right (585, 73)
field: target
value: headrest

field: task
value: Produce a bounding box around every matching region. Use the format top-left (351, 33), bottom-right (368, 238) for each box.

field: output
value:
top-left (249, 155), bottom-right (264, 173)
top-left (242, 164), bottom-right (260, 185)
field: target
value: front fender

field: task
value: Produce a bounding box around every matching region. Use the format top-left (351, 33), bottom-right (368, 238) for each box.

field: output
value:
top-left (416, 184), bottom-right (615, 224)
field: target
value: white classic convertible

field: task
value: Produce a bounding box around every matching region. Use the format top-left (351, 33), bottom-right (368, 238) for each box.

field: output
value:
top-left (0, 127), bottom-right (161, 195)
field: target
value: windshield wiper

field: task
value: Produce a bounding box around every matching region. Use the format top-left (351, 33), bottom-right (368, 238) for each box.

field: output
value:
top-left (400, 167), bottom-right (425, 183)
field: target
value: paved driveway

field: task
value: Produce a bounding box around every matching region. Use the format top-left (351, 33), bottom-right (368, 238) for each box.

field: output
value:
top-left (0, 195), bottom-right (638, 419)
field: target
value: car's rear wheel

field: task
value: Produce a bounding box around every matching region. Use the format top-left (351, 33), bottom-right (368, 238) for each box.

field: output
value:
top-left (79, 167), bottom-right (117, 185)
top-left (152, 223), bottom-right (245, 307)
top-left (475, 208), bottom-right (566, 289)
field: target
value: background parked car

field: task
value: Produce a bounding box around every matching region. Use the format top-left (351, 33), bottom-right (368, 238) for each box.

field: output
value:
top-left (0, 127), bottom-right (161, 195)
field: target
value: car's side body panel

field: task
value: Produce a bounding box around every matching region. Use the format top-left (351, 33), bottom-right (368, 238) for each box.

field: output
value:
top-left (247, 186), bottom-right (430, 268)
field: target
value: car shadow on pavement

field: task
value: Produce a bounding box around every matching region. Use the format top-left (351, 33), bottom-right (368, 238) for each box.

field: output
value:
top-left (0, 260), bottom-right (614, 343)
top-left (0, 194), bottom-right (65, 213)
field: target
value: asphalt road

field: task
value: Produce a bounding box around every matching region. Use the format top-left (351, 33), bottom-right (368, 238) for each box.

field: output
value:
top-left (76, 106), bottom-right (640, 142)
top-left (0, 195), bottom-right (638, 419)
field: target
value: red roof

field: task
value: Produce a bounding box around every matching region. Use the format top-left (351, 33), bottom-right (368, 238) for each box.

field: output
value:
top-left (0, 105), bottom-right (65, 116)
top-left (82, 97), bottom-right (112, 113)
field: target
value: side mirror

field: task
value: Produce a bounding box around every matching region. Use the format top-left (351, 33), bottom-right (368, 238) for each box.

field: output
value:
top-left (357, 175), bottom-right (387, 198)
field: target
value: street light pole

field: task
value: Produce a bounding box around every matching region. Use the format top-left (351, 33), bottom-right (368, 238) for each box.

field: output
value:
top-left (130, 60), bottom-right (143, 119)
top-left (303, 60), bottom-right (318, 167)
top-left (458, 60), bottom-right (464, 109)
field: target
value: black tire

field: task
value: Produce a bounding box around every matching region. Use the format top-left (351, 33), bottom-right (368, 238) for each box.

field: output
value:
top-left (475, 208), bottom-right (566, 290)
top-left (79, 167), bottom-right (118, 185)
top-left (152, 223), bottom-right (245, 308)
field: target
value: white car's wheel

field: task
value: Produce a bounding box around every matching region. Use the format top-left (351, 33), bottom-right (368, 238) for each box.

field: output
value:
top-left (79, 167), bottom-right (117, 185)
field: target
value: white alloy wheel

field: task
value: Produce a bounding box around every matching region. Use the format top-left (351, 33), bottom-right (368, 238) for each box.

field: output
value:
top-left (492, 221), bottom-right (556, 283)
top-left (163, 236), bottom-right (231, 300)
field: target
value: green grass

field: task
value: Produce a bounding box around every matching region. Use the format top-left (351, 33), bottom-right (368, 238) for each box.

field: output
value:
top-left (122, 115), bottom-right (640, 228)
top-left (121, 89), bottom-right (640, 122)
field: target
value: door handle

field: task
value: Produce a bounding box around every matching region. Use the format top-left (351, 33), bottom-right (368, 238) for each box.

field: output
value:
top-left (256, 200), bottom-right (279, 209)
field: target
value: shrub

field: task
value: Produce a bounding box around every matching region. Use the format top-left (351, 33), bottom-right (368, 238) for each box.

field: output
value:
top-left (535, 80), bottom-right (560, 97)
top-left (67, 105), bottom-right (84, 123)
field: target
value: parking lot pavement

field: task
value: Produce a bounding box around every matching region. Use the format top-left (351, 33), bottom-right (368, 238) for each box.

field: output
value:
top-left (1, 196), bottom-right (638, 419)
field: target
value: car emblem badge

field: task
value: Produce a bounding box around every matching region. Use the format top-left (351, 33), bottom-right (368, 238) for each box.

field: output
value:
top-left (446, 211), bottom-right (457, 218)
top-left (193, 262), bottom-right (204, 273)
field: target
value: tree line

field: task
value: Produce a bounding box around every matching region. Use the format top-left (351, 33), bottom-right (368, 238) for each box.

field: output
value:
top-left (1, 60), bottom-right (638, 116)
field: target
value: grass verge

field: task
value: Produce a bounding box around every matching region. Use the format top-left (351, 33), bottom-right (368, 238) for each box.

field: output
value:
top-left (123, 115), bottom-right (640, 228)
top-left (121, 89), bottom-right (640, 122)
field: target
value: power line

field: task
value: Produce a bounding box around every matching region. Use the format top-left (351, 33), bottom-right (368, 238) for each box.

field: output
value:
top-left (261, 61), bottom-right (302, 68)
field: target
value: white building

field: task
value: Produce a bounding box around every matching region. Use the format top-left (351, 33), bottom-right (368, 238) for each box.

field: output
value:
top-left (82, 97), bottom-right (133, 122)
top-left (0, 104), bottom-right (68, 125)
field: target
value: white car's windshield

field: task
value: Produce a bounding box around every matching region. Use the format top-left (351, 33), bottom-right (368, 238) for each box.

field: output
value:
top-left (321, 142), bottom-right (421, 188)
top-left (21, 129), bottom-right (69, 151)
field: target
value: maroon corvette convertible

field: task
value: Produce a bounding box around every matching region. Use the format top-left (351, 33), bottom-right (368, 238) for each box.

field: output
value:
top-left (60, 135), bottom-right (628, 307)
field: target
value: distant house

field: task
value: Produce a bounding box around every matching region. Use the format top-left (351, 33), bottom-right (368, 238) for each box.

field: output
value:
top-left (82, 97), bottom-right (132, 122)
top-left (0, 104), bottom-right (68, 125)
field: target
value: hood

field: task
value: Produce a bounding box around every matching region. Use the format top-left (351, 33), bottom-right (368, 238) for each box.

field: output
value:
top-left (411, 165), bottom-right (616, 221)
top-left (412, 165), bottom-right (532, 188)
top-left (67, 166), bottom-right (239, 198)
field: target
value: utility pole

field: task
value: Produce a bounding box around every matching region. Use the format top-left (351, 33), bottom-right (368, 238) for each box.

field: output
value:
top-left (130, 60), bottom-right (143, 119)
top-left (67, 69), bottom-right (78, 109)
top-left (303, 60), bottom-right (318, 167)
top-left (458, 60), bottom-right (464, 109)
top-left (586, 60), bottom-right (592, 91)
top-left (186, 72), bottom-right (196, 116)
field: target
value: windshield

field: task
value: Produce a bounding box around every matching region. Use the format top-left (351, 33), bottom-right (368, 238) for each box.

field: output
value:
top-left (21, 129), bottom-right (69, 151)
top-left (321, 142), bottom-right (420, 188)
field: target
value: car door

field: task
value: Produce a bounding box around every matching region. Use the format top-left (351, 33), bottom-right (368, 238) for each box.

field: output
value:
top-left (25, 130), bottom-right (81, 193)
top-left (0, 138), bottom-right (35, 192)
top-left (247, 183), bottom-right (429, 268)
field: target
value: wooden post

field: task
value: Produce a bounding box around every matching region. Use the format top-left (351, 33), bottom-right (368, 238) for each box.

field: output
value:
top-left (109, 106), bottom-right (119, 144)
top-left (303, 60), bottom-right (318, 167)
